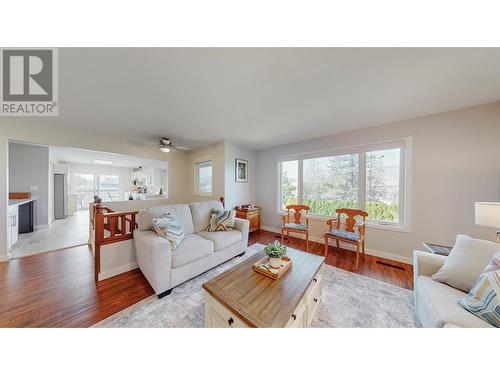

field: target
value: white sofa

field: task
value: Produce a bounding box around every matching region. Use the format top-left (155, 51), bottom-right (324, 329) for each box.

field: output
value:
top-left (413, 250), bottom-right (493, 328)
top-left (134, 200), bottom-right (250, 298)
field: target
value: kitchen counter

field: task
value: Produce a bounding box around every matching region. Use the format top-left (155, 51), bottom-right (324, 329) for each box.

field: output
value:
top-left (8, 197), bottom-right (37, 207)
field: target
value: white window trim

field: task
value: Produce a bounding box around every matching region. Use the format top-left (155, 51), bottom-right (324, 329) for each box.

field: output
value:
top-left (276, 137), bottom-right (412, 232)
top-left (194, 156), bottom-right (213, 197)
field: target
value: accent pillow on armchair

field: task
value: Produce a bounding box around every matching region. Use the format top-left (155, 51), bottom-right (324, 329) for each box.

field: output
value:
top-left (432, 234), bottom-right (500, 292)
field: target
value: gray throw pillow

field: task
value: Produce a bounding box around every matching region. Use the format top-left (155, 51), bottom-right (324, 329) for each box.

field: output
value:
top-left (432, 234), bottom-right (500, 292)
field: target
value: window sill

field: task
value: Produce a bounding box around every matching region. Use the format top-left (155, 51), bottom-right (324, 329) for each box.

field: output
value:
top-left (277, 210), bottom-right (410, 233)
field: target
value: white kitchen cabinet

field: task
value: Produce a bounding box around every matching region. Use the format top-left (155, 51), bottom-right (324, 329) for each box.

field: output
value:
top-left (132, 168), bottom-right (167, 191)
top-left (7, 205), bottom-right (19, 249)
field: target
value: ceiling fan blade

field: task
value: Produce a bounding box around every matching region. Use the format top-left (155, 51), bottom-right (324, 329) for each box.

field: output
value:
top-left (174, 145), bottom-right (190, 151)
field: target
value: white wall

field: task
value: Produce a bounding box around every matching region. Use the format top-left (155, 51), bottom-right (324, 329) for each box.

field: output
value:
top-left (184, 141), bottom-right (226, 203)
top-left (224, 141), bottom-right (256, 209)
top-left (48, 148), bottom-right (57, 223)
top-left (0, 118), bottom-right (189, 261)
top-left (255, 102), bottom-right (500, 263)
top-left (9, 142), bottom-right (50, 227)
top-left (182, 141), bottom-right (256, 208)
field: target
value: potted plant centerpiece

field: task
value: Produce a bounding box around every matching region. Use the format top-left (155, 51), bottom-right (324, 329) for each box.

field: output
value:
top-left (264, 240), bottom-right (287, 268)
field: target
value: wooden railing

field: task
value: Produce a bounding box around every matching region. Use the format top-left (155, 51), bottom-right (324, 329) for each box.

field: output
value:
top-left (91, 197), bottom-right (138, 281)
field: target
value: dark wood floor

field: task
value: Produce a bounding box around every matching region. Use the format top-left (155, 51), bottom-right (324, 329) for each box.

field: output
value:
top-left (0, 230), bottom-right (413, 327)
top-left (252, 231), bottom-right (413, 290)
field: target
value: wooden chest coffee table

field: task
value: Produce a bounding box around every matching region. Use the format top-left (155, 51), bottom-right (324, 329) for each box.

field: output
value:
top-left (202, 248), bottom-right (325, 328)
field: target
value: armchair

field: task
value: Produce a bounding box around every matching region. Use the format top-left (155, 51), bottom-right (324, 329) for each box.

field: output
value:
top-left (281, 205), bottom-right (310, 252)
top-left (324, 208), bottom-right (368, 269)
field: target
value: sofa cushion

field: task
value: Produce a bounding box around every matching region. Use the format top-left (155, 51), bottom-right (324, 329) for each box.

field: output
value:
top-left (197, 230), bottom-right (243, 251)
top-left (416, 276), bottom-right (492, 328)
top-left (189, 200), bottom-right (224, 233)
top-left (432, 234), bottom-right (500, 292)
top-left (152, 213), bottom-right (185, 250)
top-left (171, 234), bottom-right (214, 268)
top-left (138, 204), bottom-right (194, 234)
top-left (458, 252), bottom-right (500, 327)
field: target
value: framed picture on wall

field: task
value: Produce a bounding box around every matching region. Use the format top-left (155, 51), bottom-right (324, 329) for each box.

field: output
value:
top-left (235, 158), bottom-right (248, 183)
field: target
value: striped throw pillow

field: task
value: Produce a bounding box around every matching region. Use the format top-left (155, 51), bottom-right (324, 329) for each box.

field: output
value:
top-left (152, 213), bottom-right (185, 250)
top-left (458, 252), bottom-right (500, 327)
top-left (206, 209), bottom-right (236, 232)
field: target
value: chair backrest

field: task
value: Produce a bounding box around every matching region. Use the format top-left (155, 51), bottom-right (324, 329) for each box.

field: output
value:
top-left (335, 208), bottom-right (368, 232)
top-left (286, 204), bottom-right (310, 224)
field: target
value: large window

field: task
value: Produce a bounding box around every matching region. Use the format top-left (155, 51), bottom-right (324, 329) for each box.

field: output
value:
top-left (280, 160), bottom-right (298, 208)
top-left (73, 173), bottom-right (121, 209)
top-left (99, 174), bottom-right (120, 201)
top-left (195, 158), bottom-right (213, 196)
top-left (74, 173), bottom-right (96, 209)
top-left (303, 154), bottom-right (359, 216)
top-left (279, 141), bottom-right (407, 227)
top-left (365, 148), bottom-right (400, 223)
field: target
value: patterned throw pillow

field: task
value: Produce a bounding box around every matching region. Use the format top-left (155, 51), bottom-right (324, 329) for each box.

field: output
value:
top-left (206, 209), bottom-right (236, 232)
top-left (152, 212), bottom-right (185, 250)
top-left (458, 252), bottom-right (500, 327)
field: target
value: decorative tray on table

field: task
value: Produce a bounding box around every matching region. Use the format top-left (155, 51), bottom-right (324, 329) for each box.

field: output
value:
top-left (253, 256), bottom-right (292, 280)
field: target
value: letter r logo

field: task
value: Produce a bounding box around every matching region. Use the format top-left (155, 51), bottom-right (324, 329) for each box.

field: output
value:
top-left (2, 49), bottom-right (53, 102)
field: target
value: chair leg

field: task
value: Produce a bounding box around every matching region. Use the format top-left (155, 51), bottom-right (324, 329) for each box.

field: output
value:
top-left (324, 235), bottom-right (328, 257)
top-left (306, 231), bottom-right (309, 252)
top-left (336, 239), bottom-right (339, 248)
top-left (362, 240), bottom-right (365, 255)
top-left (355, 243), bottom-right (360, 270)
top-left (281, 229), bottom-right (284, 244)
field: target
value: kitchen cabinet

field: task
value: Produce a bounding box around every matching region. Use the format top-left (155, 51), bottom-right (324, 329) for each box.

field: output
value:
top-left (7, 205), bottom-right (19, 249)
top-left (132, 168), bottom-right (167, 190)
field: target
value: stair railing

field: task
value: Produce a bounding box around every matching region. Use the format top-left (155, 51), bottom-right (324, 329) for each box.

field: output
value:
top-left (92, 198), bottom-right (138, 281)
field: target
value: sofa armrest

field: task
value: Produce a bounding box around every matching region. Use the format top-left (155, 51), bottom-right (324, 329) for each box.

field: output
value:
top-left (413, 250), bottom-right (446, 285)
top-left (134, 229), bottom-right (172, 295)
top-left (234, 217), bottom-right (250, 250)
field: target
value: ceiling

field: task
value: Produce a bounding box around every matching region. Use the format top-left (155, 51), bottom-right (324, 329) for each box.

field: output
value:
top-left (25, 48), bottom-right (500, 150)
top-left (50, 146), bottom-right (167, 169)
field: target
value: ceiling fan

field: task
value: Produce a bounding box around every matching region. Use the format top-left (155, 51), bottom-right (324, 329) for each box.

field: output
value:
top-left (154, 137), bottom-right (190, 153)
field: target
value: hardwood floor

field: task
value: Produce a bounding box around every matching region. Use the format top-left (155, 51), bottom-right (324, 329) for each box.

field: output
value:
top-left (252, 231), bottom-right (414, 290)
top-left (0, 229), bottom-right (413, 327)
top-left (0, 245), bottom-right (153, 327)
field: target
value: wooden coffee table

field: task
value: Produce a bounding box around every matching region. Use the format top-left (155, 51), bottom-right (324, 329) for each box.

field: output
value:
top-left (202, 248), bottom-right (325, 328)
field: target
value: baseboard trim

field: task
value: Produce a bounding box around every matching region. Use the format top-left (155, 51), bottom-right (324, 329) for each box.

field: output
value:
top-left (98, 262), bottom-right (138, 281)
top-left (0, 254), bottom-right (9, 262)
top-left (260, 225), bottom-right (413, 265)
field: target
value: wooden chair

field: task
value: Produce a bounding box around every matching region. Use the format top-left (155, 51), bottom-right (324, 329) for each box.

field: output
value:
top-left (324, 208), bottom-right (368, 269)
top-left (281, 205), bottom-right (310, 252)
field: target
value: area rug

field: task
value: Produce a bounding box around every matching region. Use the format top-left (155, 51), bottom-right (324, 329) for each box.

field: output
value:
top-left (94, 243), bottom-right (419, 328)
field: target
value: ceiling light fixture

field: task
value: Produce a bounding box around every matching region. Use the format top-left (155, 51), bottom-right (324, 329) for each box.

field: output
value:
top-left (93, 159), bottom-right (113, 165)
top-left (159, 146), bottom-right (171, 153)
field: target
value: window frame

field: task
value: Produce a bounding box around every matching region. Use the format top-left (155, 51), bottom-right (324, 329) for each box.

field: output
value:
top-left (194, 156), bottom-right (213, 197)
top-left (276, 137), bottom-right (411, 232)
